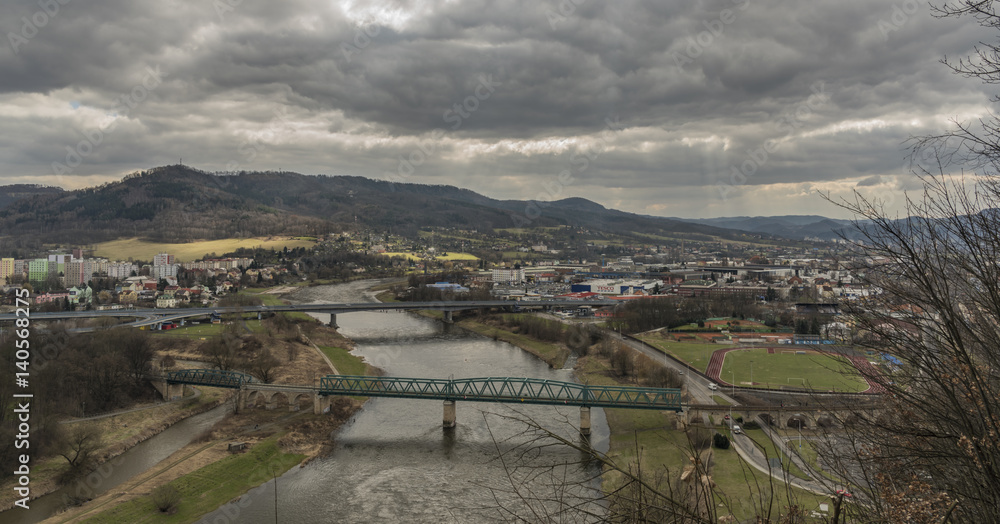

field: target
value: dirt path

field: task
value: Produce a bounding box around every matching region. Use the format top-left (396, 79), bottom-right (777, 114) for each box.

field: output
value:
top-left (297, 325), bottom-right (339, 375)
top-left (60, 387), bottom-right (202, 424)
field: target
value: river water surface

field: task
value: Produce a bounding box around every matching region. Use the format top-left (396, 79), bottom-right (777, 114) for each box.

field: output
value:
top-left (201, 280), bottom-right (610, 523)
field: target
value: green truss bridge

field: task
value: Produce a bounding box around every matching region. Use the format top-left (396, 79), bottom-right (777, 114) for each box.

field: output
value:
top-left (318, 375), bottom-right (682, 434)
top-left (319, 375), bottom-right (681, 410)
top-left (165, 368), bottom-right (258, 388)
top-left (156, 369), bottom-right (682, 435)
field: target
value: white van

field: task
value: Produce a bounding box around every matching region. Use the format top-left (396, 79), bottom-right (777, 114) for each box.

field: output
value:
top-left (733, 425), bottom-right (742, 434)
top-left (708, 383), bottom-right (718, 391)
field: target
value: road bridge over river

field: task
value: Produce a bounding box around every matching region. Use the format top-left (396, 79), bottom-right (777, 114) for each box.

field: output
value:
top-left (0, 299), bottom-right (618, 328)
top-left (159, 369), bottom-right (682, 435)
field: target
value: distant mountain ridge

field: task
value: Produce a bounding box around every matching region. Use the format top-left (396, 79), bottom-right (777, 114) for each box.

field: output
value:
top-left (0, 165), bottom-right (784, 245)
top-left (674, 215), bottom-right (857, 240)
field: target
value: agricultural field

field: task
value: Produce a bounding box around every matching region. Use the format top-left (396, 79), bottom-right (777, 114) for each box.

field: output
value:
top-left (93, 237), bottom-right (317, 262)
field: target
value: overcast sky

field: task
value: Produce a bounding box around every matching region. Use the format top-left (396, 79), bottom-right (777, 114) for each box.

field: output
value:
top-left (0, 0), bottom-right (994, 218)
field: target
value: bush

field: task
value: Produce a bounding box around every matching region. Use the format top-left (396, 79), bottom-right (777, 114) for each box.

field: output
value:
top-left (713, 432), bottom-right (731, 450)
top-left (151, 484), bottom-right (181, 513)
top-left (743, 420), bottom-right (760, 430)
top-left (611, 346), bottom-right (634, 377)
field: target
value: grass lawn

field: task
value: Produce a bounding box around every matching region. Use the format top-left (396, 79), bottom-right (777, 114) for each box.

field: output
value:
top-left (249, 292), bottom-right (316, 322)
top-left (93, 237), bottom-right (317, 263)
top-left (153, 320), bottom-right (266, 338)
top-left (712, 395), bottom-right (732, 406)
top-left (720, 349), bottom-right (869, 392)
top-left (742, 428), bottom-right (811, 481)
top-left (319, 346), bottom-right (367, 376)
top-left (575, 356), bottom-right (829, 522)
top-left (635, 335), bottom-right (716, 373)
top-left (710, 437), bottom-right (830, 520)
top-left (80, 438), bottom-right (304, 524)
top-left (793, 439), bottom-right (842, 484)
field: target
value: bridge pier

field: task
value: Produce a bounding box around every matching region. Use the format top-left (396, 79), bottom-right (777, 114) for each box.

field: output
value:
top-left (443, 400), bottom-right (456, 428)
top-left (443, 310), bottom-right (454, 324)
top-left (328, 313), bottom-right (338, 329)
top-left (314, 394), bottom-right (330, 415)
top-left (580, 406), bottom-right (591, 436)
top-left (152, 379), bottom-right (183, 401)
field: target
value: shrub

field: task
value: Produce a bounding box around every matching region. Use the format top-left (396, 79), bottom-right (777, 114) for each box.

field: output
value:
top-left (151, 484), bottom-right (181, 514)
top-left (713, 433), bottom-right (731, 450)
top-left (611, 346), bottom-right (634, 377)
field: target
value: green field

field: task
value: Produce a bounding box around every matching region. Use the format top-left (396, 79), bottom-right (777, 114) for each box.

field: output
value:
top-left (720, 349), bottom-right (869, 392)
top-left (635, 335), bottom-right (716, 373)
top-left (319, 346), bottom-right (367, 376)
top-left (575, 356), bottom-right (829, 521)
top-left (93, 237), bottom-right (317, 262)
top-left (152, 319), bottom-right (266, 338)
top-left (81, 438), bottom-right (304, 523)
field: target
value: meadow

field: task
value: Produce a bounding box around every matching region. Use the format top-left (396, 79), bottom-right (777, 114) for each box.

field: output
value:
top-left (93, 237), bottom-right (317, 262)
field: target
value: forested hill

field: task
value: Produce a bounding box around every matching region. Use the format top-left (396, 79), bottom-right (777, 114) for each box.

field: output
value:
top-left (0, 165), bottom-right (775, 245)
top-left (0, 184), bottom-right (63, 210)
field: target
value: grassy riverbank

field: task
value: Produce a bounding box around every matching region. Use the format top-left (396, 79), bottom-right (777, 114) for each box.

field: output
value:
top-left (0, 388), bottom-right (226, 512)
top-left (456, 317), bottom-right (571, 368)
top-left (78, 437), bottom-right (305, 523)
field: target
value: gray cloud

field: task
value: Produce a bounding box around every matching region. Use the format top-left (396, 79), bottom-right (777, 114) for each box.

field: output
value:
top-left (0, 0), bottom-right (994, 218)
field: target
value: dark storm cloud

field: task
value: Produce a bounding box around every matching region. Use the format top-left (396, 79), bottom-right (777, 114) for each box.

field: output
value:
top-left (0, 0), bottom-right (994, 216)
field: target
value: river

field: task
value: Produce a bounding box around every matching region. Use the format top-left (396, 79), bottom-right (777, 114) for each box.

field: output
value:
top-left (6, 280), bottom-right (610, 523)
top-left (6, 404), bottom-right (229, 524)
top-left (200, 280), bottom-right (610, 523)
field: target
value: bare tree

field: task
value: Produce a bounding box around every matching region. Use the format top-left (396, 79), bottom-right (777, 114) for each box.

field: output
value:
top-left (818, 2), bottom-right (1000, 522)
top-left (57, 425), bottom-right (102, 477)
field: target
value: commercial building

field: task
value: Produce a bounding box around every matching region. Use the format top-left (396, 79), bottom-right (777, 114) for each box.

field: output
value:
top-left (492, 267), bottom-right (525, 285)
top-left (570, 279), bottom-right (658, 295)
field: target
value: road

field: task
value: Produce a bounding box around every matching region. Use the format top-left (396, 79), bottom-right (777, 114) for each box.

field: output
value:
top-left (607, 329), bottom-right (843, 501)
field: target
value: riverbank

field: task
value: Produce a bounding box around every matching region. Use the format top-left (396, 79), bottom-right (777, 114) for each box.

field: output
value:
top-left (15, 293), bottom-right (369, 523)
top-left (0, 387), bottom-right (226, 513)
top-left (44, 398), bottom-right (363, 523)
top-left (455, 316), bottom-right (571, 368)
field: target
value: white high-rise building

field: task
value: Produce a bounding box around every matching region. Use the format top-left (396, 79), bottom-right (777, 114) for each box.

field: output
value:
top-left (492, 268), bottom-right (525, 284)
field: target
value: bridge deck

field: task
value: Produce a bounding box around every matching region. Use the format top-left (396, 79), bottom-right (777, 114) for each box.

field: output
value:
top-left (319, 375), bottom-right (682, 411)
